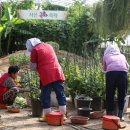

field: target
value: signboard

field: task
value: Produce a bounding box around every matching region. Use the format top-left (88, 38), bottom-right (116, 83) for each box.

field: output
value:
top-left (17, 10), bottom-right (68, 20)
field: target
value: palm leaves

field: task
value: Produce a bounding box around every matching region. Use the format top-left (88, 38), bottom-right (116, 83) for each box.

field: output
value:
top-left (0, 2), bottom-right (25, 54)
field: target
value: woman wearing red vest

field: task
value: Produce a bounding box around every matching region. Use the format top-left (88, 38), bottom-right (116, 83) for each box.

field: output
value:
top-left (0, 66), bottom-right (27, 105)
top-left (26, 38), bottom-right (66, 122)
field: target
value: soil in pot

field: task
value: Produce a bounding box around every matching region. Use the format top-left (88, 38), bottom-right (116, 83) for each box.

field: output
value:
top-left (31, 99), bottom-right (42, 117)
top-left (78, 107), bottom-right (92, 117)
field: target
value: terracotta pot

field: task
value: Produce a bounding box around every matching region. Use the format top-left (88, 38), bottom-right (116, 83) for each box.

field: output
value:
top-left (0, 103), bottom-right (6, 109)
top-left (90, 111), bottom-right (104, 119)
top-left (70, 116), bottom-right (89, 125)
top-left (7, 106), bottom-right (20, 113)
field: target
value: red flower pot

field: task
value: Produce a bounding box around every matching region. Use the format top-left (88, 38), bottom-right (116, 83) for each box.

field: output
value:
top-left (70, 116), bottom-right (89, 125)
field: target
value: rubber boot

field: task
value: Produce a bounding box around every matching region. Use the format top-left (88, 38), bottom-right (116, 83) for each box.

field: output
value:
top-left (118, 110), bottom-right (124, 121)
top-left (59, 105), bottom-right (67, 121)
top-left (39, 108), bottom-right (51, 122)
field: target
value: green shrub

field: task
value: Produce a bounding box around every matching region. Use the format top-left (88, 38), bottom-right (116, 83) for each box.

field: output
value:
top-left (64, 61), bottom-right (105, 99)
top-left (20, 70), bottom-right (40, 100)
top-left (47, 41), bottom-right (60, 53)
top-left (9, 53), bottom-right (41, 100)
top-left (9, 54), bottom-right (30, 67)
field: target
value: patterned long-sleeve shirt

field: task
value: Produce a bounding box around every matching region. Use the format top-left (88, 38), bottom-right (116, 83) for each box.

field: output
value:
top-left (3, 77), bottom-right (17, 88)
top-left (3, 78), bottom-right (24, 93)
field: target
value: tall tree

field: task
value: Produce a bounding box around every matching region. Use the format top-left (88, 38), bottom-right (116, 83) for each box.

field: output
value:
top-left (94, 0), bottom-right (130, 37)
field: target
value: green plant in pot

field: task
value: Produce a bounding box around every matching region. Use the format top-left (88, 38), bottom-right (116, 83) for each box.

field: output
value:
top-left (82, 65), bottom-right (105, 111)
top-left (65, 63), bottom-right (93, 109)
top-left (9, 54), bottom-right (42, 116)
top-left (65, 64), bottom-right (83, 103)
top-left (20, 70), bottom-right (42, 117)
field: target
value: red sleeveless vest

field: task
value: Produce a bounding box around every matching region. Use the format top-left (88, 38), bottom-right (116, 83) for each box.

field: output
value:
top-left (31, 43), bottom-right (65, 86)
top-left (0, 73), bottom-right (10, 103)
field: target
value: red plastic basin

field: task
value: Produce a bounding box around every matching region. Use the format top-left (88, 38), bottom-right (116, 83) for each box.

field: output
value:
top-left (102, 115), bottom-right (120, 130)
top-left (47, 111), bottom-right (64, 126)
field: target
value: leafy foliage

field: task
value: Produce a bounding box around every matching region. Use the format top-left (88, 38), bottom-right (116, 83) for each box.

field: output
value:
top-left (20, 70), bottom-right (40, 100)
top-left (94, 0), bottom-right (130, 36)
top-left (43, 3), bottom-right (65, 11)
top-left (9, 53), bottom-right (30, 67)
top-left (47, 41), bottom-right (60, 53)
top-left (9, 54), bottom-right (40, 100)
top-left (66, 1), bottom-right (98, 55)
top-left (14, 96), bottom-right (27, 108)
top-left (63, 56), bottom-right (105, 99)
top-left (0, 1), bottom-right (101, 56)
top-left (0, 2), bottom-right (24, 55)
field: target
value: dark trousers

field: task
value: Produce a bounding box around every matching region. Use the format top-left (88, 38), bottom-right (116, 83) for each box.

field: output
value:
top-left (106, 71), bottom-right (128, 111)
top-left (3, 87), bottom-right (18, 105)
top-left (40, 80), bottom-right (66, 109)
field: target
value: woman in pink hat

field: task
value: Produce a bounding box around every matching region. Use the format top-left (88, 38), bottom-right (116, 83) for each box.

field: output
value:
top-left (103, 44), bottom-right (129, 121)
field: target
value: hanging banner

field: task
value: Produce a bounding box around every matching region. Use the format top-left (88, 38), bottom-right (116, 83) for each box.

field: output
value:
top-left (17, 10), bottom-right (68, 20)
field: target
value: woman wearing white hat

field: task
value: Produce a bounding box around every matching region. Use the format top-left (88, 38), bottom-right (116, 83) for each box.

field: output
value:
top-left (26, 38), bottom-right (66, 122)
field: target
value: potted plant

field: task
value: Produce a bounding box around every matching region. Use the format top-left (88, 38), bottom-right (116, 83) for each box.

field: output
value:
top-left (83, 66), bottom-right (105, 111)
top-left (20, 70), bottom-right (42, 117)
top-left (66, 62), bottom-right (105, 111)
top-left (65, 63), bottom-right (83, 103)
top-left (30, 87), bottom-right (42, 117)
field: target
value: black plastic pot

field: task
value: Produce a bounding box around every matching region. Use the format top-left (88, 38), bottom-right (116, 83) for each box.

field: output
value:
top-left (78, 107), bottom-right (92, 117)
top-left (91, 96), bottom-right (102, 111)
top-left (76, 97), bottom-right (93, 108)
top-left (31, 99), bottom-right (42, 117)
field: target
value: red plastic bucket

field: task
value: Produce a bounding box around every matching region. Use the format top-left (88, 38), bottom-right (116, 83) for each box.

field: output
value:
top-left (102, 115), bottom-right (120, 130)
top-left (47, 111), bottom-right (64, 126)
